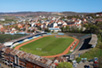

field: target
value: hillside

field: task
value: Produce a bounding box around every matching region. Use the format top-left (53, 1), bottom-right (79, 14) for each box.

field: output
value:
top-left (0, 11), bottom-right (93, 16)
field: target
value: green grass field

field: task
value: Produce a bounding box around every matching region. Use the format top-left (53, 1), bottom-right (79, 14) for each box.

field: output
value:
top-left (20, 36), bottom-right (74, 56)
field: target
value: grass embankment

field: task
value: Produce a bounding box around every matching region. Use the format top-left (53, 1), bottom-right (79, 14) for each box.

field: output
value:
top-left (20, 36), bottom-right (74, 56)
top-left (0, 34), bottom-right (27, 43)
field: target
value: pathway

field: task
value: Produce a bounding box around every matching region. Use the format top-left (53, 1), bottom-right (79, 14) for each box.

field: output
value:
top-left (77, 61), bottom-right (93, 68)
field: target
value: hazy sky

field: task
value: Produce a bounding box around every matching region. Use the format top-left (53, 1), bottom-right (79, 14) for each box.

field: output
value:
top-left (0, 0), bottom-right (102, 12)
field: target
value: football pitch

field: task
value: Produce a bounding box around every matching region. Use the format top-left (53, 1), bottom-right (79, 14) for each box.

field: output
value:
top-left (20, 36), bottom-right (74, 56)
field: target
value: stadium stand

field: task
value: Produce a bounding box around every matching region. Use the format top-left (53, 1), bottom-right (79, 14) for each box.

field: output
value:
top-left (0, 45), bottom-right (55, 68)
top-left (89, 34), bottom-right (98, 48)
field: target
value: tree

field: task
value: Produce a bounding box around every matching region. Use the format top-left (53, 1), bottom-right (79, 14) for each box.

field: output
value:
top-left (99, 57), bottom-right (102, 68)
top-left (60, 27), bottom-right (65, 32)
top-left (56, 62), bottom-right (73, 68)
top-left (45, 28), bottom-right (50, 32)
top-left (83, 23), bottom-right (99, 34)
top-left (66, 26), bottom-right (70, 31)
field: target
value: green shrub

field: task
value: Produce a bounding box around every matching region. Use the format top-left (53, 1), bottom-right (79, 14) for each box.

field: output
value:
top-left (56, 62), bottom-right (73, 68)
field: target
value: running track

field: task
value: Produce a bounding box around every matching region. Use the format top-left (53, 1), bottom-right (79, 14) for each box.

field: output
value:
top-left (15, 35), bottom-right (79, 58)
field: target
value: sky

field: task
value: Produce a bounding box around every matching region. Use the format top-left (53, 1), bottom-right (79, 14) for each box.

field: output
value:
top-left (0, 0), bottom-right (102, 12)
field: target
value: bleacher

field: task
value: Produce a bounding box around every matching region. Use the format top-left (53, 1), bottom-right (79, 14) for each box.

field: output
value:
top-left (3, 33), bottom-right (48, 48)
top-left (89, 34), bottom-right (98, 48)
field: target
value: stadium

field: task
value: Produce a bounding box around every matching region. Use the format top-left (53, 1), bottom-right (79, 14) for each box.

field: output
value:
top-left (0, 33), bottom-right (80, 68)
top-left (14, 33), bottom-right (79, 58)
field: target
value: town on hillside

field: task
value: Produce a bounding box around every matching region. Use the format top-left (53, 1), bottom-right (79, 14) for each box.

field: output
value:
top-left (0, 0), bottom-right (102, 68)
top-left (0, 12), bottom-right (102, 68)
